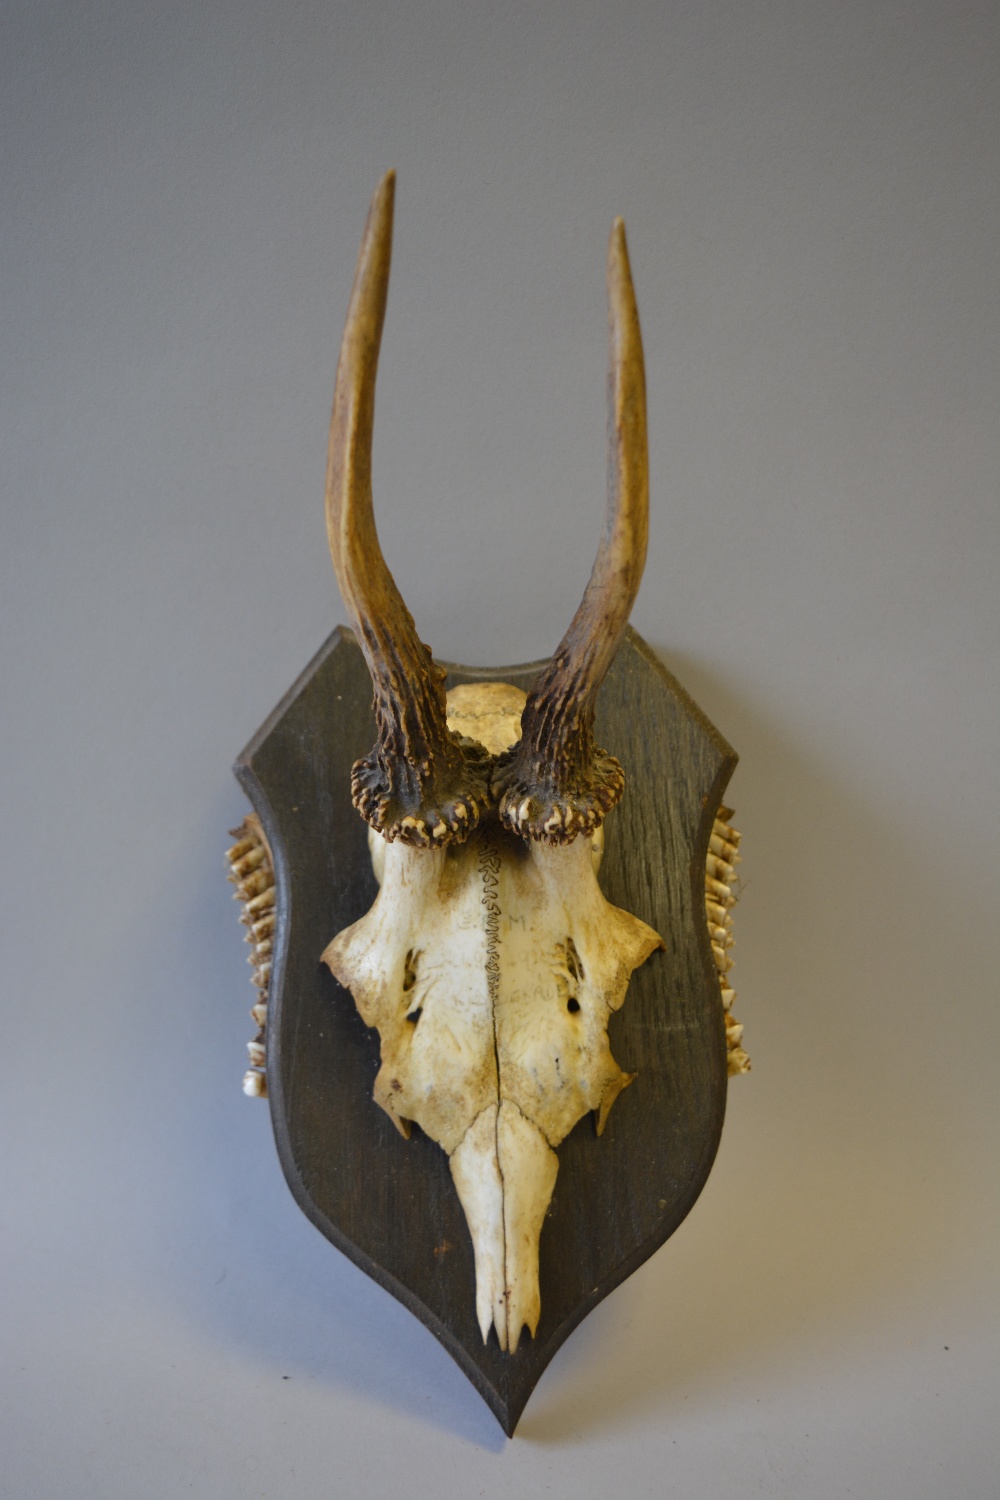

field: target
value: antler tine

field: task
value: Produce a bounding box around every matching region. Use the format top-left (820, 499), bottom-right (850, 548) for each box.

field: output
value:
top-left (497, 217), bottom-right (649, 844)
top-left (326, 172), bottom-right (491, 847)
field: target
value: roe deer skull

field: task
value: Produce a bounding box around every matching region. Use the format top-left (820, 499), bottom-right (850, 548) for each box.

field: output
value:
top-left (321, 173), bottom-right (663, 1353)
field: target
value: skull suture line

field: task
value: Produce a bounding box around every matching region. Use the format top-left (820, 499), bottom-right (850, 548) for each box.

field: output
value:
top-left (321, 173), bottom-right (663, 1354)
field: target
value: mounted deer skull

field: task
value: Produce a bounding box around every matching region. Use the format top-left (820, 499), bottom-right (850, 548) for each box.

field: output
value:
top-left (320, 172), bottom-right (664, 1354)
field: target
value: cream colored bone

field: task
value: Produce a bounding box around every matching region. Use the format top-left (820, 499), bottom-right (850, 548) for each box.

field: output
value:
top-left (323, 683), bottom-right (662, 1352)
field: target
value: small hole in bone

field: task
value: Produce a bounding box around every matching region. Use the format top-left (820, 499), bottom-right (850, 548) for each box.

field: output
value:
top-left (402, 949), bottom-right (418, 992)
top-left (566, 997), bottom-right (580, 1014)
top-left (406, 1006), bottom-right (423, 1024)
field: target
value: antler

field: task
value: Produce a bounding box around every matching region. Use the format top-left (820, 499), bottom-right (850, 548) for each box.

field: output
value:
top-left (496, 218), bottom-right (649, 843)
top-left (326, 172), bottom-right (491, 847)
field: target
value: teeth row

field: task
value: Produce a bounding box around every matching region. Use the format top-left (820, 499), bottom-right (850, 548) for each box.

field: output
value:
top-left (226, 814), bottom-right (274, 1099)
top-left (705, 805), bottom-right (749, 1076)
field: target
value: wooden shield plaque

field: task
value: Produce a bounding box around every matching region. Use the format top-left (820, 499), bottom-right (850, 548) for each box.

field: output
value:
top-left (233, 623), bottom-right (737, 1435)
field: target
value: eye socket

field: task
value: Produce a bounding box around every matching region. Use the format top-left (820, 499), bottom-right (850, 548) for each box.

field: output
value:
top-left (566, 997), bottom-right (580, 1014)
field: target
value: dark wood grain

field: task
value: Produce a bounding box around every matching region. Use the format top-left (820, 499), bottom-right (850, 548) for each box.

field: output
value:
top-left (234, 624), bottom-right (736, 1435)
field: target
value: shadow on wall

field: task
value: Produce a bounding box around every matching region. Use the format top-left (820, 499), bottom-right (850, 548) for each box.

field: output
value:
top-left (519, 646), bottom-right (988, 1441)
top-left (112, 649), bottom-right (984, 1449)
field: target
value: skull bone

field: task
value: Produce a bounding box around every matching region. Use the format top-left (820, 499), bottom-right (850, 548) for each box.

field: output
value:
top-left (323, 683), bottom-right (663, 1352)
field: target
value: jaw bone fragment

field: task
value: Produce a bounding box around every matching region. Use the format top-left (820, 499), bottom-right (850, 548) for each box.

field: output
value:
top-left (320, 172), bottom-right (663, 1352)
top-left (225, 812), bottom-right (275, 1098)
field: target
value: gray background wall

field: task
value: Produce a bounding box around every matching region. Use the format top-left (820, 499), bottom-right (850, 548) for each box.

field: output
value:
top-left (2, 1), bottom-right (996, 1494)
